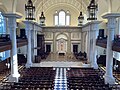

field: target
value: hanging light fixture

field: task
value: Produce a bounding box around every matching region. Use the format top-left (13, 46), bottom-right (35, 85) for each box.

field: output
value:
top-left (40, 0), bottom-right (45, 26)
top-left (25, 0), bottom-right (35, 20)
top-left (78, 0), bottom-right (84, 26)
top-left (87, 0), bottom-right (98, 20)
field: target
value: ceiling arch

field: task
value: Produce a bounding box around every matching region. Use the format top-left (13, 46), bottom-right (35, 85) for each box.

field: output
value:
top-left (33, 0), bottom-right (87, 17)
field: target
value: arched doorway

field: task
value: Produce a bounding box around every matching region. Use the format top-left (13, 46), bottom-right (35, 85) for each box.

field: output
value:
top-left (56, 34), bottom-right (68, 55)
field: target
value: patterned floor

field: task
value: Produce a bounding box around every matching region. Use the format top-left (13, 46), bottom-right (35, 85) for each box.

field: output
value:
top-left (45, 53), bottom-right (77, 61)
top-left (32, 61), bottom-right (88, 67)
top-left (54, 68), bottom-right (68, 90)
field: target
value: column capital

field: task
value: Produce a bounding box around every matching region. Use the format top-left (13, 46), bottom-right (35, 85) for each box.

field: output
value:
top-left (82, 21), bottom-right (102, 32)
top-left (2, 13), bottom-right (22, 19)
top-left (90, 21), bottom-right (102, 31)
top-left (34, 22), bottom-right (42, 31)
top-left (102, 13), bottom-right (120, 30)
top-left (102, 13), bottom-right (120, 19)
top-left (23, 21), bottom-right (35, 30)
top-left (3, 13), bottom-right (22, 29)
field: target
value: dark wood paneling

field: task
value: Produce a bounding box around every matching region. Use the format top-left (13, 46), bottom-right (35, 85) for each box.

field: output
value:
top-left (0, 39), bottom-right (28, 52)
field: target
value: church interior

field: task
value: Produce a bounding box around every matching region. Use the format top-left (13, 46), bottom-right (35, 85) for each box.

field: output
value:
top-left (0, 0), bottom-right (120, 89)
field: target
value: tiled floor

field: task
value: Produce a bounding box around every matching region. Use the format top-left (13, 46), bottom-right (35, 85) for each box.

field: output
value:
top-left (44, 53), bottom-right (77, 61)
top-left (54, 68), bottom-right (68, 90)
top-left (33, 53), bottom-right (90, 67)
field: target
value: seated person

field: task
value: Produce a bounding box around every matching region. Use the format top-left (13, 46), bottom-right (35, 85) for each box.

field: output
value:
top-left (78, 51), bottom-right (82, 56)
top-left (83, 52), bottom-right (87, 59)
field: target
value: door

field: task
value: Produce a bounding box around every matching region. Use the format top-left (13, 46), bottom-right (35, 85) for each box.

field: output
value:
top-left (73, 45), bottom-right (78, 53)
top-left (37, 34), bottom-right (45, 55)
top-left (46, 45), bottom-right (51, 52)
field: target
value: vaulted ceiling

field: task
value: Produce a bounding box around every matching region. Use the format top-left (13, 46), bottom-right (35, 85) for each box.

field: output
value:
top-left (0, 0), bottom-right (120, 25)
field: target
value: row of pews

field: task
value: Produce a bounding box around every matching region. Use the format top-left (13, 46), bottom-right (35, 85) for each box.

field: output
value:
top-left (1, 67), bottom-right (56, 90)
top-left (35, 52), bottom-right (50, 63)
top-left (67, 68), bottom-right (119, 90)
top-left (0, 58), bottom-right (11, 82)
top-left (74, 51), bottom-right (87, 61)
top-left (1, 67), bottom-right (120, 90)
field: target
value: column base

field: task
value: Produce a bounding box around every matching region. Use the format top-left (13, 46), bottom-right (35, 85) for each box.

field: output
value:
top-left (91, 63), bottom-right (98, 69)
top-left (8, 73), bottom-right (20, 82)
top-left (104, 74), bottom-right (115, 84)
top-left (87, 59), bottom-right (91, 64)
top-left (25, 63), bottom-right (32, 68)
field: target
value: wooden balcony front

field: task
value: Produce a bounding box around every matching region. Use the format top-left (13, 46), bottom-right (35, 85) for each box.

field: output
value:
top-left (96, 39), bottom-right (107, 48)
top-left (0, 39), bottom-right (28, 52)
top-left (96, 39), bottom-right (120, 53)
top-left (112, 41), bottom-right (120, 52)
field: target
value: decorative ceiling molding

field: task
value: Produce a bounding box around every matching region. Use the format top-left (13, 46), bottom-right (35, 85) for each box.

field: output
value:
top-left (33, 0), bottom-right (87, 17)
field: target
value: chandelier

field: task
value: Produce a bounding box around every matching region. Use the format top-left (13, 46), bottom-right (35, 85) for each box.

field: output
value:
top-left (40, 0), bottom-right (45, 26)
top-left (87, 0), bottom-right (98, 20)
top-left (25, 0), bottom-right (35, 20)
top-left (78, 0), bottom-right (84, 26)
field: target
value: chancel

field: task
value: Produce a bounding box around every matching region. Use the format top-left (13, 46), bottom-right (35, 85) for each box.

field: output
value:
top-left (0, 0), bottom-right (120, 90)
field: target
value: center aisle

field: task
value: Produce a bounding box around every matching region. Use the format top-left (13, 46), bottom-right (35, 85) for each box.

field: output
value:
top-left (54, 68), bottom-right (68, 90)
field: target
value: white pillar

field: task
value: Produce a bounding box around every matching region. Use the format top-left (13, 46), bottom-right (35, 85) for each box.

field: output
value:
top-left (68, 32), bottom-right (71, 53)
top-left (91, 21), bottom-right (101, 69)
top-left (34, 30), bottom-right (37, 55)
top-left (118, 18), bottom-right (120, 34)
top-left (3, 14), bottom-right (21, 82)
top-left (53, 32), bottom-right (56, 53)
top-left (34, 24), bottom-right (38, 56)
top-left (31, 26), bottom-right (34, 62)
top-left (24, 21), bottom-right (33, 68)
top-left (92, 31), bottom-right (98, 69)
top-left (87, 30), bottom-right (91, 63)
top-left (81, 32), bottom-right (84, 52)
top-left (102, 13), bottom-right (120, 84)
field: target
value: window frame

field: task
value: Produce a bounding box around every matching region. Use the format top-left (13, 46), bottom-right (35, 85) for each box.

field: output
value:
top-left (0, 12), bottom-right (6, 34)
top-left (54, 10), bottom-right (71, 26)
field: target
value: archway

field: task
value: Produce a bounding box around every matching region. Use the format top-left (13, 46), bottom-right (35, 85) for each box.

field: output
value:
top-left (56, 34), bottom-right (68, 55)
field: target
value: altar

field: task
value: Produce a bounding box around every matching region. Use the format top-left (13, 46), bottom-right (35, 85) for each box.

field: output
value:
top-left (57, 38), bottom-right (67, 56)
top-left (58, 51), bottom-right (66, 56)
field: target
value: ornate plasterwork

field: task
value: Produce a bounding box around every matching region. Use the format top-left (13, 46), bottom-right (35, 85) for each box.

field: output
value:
top-left (33, 0), bottom-right (87, 16)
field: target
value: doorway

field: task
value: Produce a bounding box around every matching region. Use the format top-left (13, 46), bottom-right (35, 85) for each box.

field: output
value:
top-left (46, 44), bottom-right (51, 52)
top-left (73, 45), bottom-right (78, 53)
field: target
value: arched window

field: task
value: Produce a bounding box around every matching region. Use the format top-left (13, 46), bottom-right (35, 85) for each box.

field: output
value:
top-left (54, 10), bottom-right (70, 26)
top-left (59, 11), bottom-right (65, 25)
top-left (0, 12), bottom-right (9, 62)
top-left (66, 11), bottom-right (70, 25)
top-left (0, 12), bottom-right (6, 34)
top-left (55, 11), bottom-right (58, 26)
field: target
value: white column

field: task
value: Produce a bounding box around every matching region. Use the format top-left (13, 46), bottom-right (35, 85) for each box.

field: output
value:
top-left (31, 26), bottom-right (34, 62)
top-left (3, 14), bottom-right (21, 82)
top-left (24, 21), bottom-right (32, 68)
top-left (81, 32), bottom-right (84, 52)
top-left (92, 31), bottom-right (98, 69)
top-left (91, 21), bottom-right (101, 69)
top-left (34, 30), bottom-right (37, 55)
top-left (87, 31), bottom-right (91, 63)
top-left (68, 32), bottom-right (71, 53)
top-left (102, 13), bottom-right (120, 84)
top-left (53, 32), bottom-right (56, 53)
top-left (90, 31), bottom-right (93, 66)
top-left (118, 18), bottom-right (120, 34)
